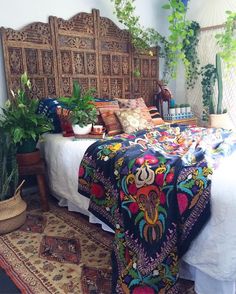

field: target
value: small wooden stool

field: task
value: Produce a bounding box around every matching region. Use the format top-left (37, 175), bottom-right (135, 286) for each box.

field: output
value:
top-left (18, 159), bottom-right (49, 211)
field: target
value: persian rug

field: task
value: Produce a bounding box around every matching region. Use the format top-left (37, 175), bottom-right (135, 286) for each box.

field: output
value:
top-left (0, 195), bottom-right (195, 294)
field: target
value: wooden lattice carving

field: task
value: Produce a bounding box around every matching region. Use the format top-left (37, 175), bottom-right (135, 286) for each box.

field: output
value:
top-left (1, 9), bottom-right (159, 104)
top-left (1, 20), bottom-right (59, 99)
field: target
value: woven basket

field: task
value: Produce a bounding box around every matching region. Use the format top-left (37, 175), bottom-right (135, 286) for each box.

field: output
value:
top-left (0, 186), bottom-right (27, 235)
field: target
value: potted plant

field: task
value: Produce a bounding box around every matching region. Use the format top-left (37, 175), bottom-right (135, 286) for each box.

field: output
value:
top-left (58, 82), bottom-right (98, 135)
top-left (0, 73), bottom-right (53, 165)
top-left (0, 127), bottom-right (27, 235)
top-left (201, 11), bottom-right (236, 129)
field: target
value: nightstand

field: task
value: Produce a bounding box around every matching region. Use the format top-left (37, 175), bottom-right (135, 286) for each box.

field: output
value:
top-left (164, 117), bottom-right (198, 126)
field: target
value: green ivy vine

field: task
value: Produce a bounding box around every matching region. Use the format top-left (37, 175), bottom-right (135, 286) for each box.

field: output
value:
top-left (215, 11), bottom-right (236, 70)
top-left (183, 21), bottom-right (201, 89)
top-left (111, 0), bottom-right (200, 86)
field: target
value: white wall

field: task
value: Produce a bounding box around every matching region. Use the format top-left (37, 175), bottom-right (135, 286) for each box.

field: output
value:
top-left (0, 0), bottom-right (169, 109)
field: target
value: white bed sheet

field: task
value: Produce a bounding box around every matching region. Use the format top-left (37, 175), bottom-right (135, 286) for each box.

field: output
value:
top-left (41, 133), bottom-right (236, 294)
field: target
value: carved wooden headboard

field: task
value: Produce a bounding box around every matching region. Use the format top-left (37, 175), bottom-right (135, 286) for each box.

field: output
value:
top-left (1, 9), bottom-right (159, 105)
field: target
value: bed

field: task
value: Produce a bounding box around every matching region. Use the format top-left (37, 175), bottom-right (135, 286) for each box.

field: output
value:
top-left (1, 9), bottom-right (236, 294)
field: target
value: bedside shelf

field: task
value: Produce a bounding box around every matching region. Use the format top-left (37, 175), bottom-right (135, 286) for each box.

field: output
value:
top-left (165, 117), bottom-right (198, 126)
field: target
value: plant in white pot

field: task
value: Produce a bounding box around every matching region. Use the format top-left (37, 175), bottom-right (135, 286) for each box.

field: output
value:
top-left (58, 82), bottom-right (98, 135)
top-left (0, 127), bottom-right (27, 235)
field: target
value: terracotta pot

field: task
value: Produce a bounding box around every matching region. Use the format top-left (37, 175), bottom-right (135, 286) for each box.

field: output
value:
top-left (0, 187), bottom-right (27, 235)
top-left (209, 113), bottom-right (233, 129)
top-left (16, 149), bottom-right (41, 166)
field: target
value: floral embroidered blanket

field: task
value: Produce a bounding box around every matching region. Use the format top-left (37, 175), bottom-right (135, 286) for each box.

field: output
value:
top-left (78, 125), bottom-right (236, 293)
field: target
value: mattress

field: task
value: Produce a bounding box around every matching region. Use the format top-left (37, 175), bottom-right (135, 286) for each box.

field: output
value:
top-left (40, 133), bottom-right (236, 294)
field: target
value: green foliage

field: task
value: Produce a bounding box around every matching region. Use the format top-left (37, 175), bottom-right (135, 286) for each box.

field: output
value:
top-left (201, 63), bottom-right (217, 120)
top-left (215, 11), bottom-right (236, 70)
top-left (0, 127), bottom-right (18, 201)
top-left (0, 73), bottom-right (53, 147)
top-left (201, 11), bottom-right (236, 120)
top-left (111, 0), bottom-right (200, 84)
top-left (183, 21), bottom-right (201, 88)
top-left (58, 81), bottom-right (98, 127)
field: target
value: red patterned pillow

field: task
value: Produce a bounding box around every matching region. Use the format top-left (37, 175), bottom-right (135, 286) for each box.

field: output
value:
top-left (92, 100), bottom-right (119, 126)
top-left (99, 108), bottom-right (123, 136)
top-left (56, 107), bottom-right (74, 137)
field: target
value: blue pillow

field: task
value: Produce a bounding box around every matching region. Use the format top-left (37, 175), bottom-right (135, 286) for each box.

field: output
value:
top-left (37, 98), bottom-right (62, 133)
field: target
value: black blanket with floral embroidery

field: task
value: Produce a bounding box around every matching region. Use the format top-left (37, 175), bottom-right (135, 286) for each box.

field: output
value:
top-left (78, 125), bottom-right (236, 293)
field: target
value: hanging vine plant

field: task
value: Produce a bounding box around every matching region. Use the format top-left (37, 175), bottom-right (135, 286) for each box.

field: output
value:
top-left (111, 0), bottom-right (200, 85)
top-left (215, 11), bottom-right (236, 70)
top-left (183, 21), bottom-right (201, 89)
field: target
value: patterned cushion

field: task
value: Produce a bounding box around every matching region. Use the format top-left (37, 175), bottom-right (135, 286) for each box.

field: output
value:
top-left (56, 107), bottom-right (74, 137)
top-left (115, 108), bottom-right (154, 134)
top-left (148, 106), bottom-right (165, 125)
top-left (92, 99), bottom-right (119, 126)
top-left (37, 98), bottom-right (62, 133)
top-left (92, 99), bottom-right (119, 109)
top-left (100, 108), bottom-right (123, 136)
top-left (116, 97), bottom-right (147, 109)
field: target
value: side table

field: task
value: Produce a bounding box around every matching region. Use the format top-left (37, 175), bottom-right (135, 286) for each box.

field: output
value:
top-left (165, 117), bottom-right (198, 126)
top-left (18, 159), bottom-right (49, 211)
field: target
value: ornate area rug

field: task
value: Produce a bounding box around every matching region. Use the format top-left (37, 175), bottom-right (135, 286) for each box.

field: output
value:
top-left (0, 196), bottom-right (195, 294)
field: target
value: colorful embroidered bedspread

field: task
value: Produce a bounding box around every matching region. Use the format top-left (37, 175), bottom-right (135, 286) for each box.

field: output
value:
top-left (78, 125), bottom-right (236, 293)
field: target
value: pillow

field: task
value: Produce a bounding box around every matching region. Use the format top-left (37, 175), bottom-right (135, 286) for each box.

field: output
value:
top-left (148, 106), bottom-right (165, 126)
top-left (116, 97), bottom-right (147, 109)
top-left (56, 107), bottom-right (74, 137)
top-left (92, 99), bottom-right (119, 126)
top-left (115, 108), bottom-right (154, 134)
top-left (100, 108), bottom-right (123, 136)
top-left (37, 98), bottom-right (62, 133)
top-left (92, 99), bottom-right (119, 109)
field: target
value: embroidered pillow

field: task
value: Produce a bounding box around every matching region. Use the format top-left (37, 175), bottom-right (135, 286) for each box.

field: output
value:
top-left (92, 99), bottom-right (119, 125)
top-left (100, 108), bottom-right (123, 136)
top-left (115, 108), bottom-right (154, 134)
top-left (116, 97), bottom-right (147, 109)
top-left (148, 106), bottom-right (165, 125)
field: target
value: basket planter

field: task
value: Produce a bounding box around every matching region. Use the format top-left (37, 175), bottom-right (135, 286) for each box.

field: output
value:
top-left (209, 113), bottom-right (233, 129)
top-left (0, 188), bottom-right (27, 235)
top-left (16, 149), bottom-right (41, 166)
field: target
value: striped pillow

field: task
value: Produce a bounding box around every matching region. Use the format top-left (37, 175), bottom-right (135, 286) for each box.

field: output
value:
top-left (148, 106), bottom-right (165, 126)
top-left (100, 108), bottom-right (123, 136)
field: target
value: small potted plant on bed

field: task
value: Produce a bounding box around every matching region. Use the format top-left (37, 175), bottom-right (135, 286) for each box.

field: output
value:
top-left (58, 82), bottom-right (98, 135)
top-left (0, 127), bottom-right (27, 235)
top-left (0, 73), bottom-right (53, 165)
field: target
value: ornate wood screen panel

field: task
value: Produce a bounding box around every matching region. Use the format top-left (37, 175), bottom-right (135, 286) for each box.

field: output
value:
top-left (96, 10), bottom-right (131, 99)
top-left (1, 21), bottom-right (59, 99)
top-left (133, 48), bottom-right (159, 106)
top-left (1, 9), bottom-right (159, 104)
top-left (52, 10), bottom-right (100, 97)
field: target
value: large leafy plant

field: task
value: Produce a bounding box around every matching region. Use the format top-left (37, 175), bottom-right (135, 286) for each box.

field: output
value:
top-left (201, 11), bottom-right (236, 120)
top-left (0, 127), bottom-right (18, 201)
top-left (0, 73), bottom-right (52, 147)
top-left (58, 82), bottom-right (98, 127)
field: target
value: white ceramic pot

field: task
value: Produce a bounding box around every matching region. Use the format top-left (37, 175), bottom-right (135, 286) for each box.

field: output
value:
top-left (72, 124), bottom-right (92, 135)
top-left (169, 108), bottom-right (175, 115)
top-left (175, 107), bottom-right (181, 115)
